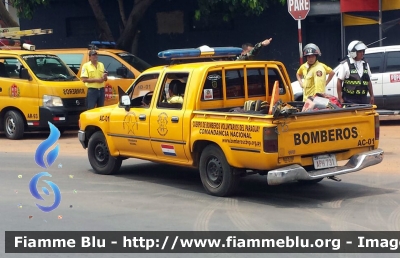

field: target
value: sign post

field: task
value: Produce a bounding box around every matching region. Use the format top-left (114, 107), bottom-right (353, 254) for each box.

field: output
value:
top-left (288, 0), bottom-right (311, 65)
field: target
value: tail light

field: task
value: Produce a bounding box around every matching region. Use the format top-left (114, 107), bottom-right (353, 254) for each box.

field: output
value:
top-left (374, 115), bottom-right (380, 140)
top-left (263, 127), bottom-right (278, 153)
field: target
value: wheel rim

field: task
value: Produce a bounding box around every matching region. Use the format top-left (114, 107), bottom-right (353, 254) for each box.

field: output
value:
top-left (5, 116), bottom-right (16, 136)
top-left (94, 141), bottom-right (109, 166)
top-left (205, 155), bottom-right (223, 188)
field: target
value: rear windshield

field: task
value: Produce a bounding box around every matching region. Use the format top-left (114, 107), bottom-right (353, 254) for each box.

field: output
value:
top-left (117, 52), bottom-right (152, 72)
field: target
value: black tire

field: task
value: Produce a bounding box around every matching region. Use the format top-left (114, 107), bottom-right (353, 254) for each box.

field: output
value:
top-left (87, 131), bottom-right (122, 175)
top-left (298, 178), bottom-right (324, 184)
top-left (3, 110), bottom-right (25, 140)
top-left (199, 144), bottom-right (240, 197)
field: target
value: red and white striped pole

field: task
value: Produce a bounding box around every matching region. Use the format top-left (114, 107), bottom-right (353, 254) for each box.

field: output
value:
top-left (298, 19), bottom-right (303, 65)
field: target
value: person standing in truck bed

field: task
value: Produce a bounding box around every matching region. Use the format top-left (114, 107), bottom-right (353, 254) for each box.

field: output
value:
top-left (237, 38), bottom-right (273, 60)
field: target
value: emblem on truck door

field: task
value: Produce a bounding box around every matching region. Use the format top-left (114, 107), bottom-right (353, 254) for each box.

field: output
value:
top-left (157, 112), bottom-right (168, 136)
top-left (123, 112), bottom-right (138, 135)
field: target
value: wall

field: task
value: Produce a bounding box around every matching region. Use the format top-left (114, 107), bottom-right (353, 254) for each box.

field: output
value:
top-left (19, 0), bottom-right (400, 82)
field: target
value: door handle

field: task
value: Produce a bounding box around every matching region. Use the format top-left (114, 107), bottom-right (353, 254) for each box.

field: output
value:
top-left (171, 116), bottom-right (179, 123)
top-left (139, 114), bottom-right (146, 121)
top-left (0, 87), bottom-right (2, 92)
top-left (370, 78), bottom-right (378, 81)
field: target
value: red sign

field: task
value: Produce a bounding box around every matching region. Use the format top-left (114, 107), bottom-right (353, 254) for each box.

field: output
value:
top-left (288, 0), bottom-right (310, 20)
top-left (390, 73), bottom-right (400, 83)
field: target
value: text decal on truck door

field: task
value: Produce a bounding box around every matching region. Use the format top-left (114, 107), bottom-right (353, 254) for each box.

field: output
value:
top-left (294, 127), bottom-right (358, 145)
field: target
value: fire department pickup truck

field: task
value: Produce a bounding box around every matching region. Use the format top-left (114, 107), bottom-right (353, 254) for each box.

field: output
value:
top-left (78, 46), bottom-right (384, 197)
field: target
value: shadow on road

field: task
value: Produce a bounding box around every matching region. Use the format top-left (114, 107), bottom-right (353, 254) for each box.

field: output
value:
top-left (92, 161), bottom-right (397, 208)
top-left (0, 130), bottom-right (78, 140)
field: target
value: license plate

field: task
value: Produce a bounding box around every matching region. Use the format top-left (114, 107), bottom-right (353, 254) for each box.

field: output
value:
top-left (313, 154), bottom-right (337, 170)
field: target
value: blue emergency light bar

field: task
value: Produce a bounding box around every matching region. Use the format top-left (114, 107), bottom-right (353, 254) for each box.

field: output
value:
top-left (158, 45), bottom-right (242, 60)
top-left (91, 41), bottom-right (116, 46)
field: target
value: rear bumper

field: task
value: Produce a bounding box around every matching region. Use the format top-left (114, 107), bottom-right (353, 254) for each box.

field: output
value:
top-left (267, 148), bottom-right (384, 185)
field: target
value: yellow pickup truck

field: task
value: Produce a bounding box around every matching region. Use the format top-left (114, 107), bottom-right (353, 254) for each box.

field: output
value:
top-left (78, 46), bottom-right (384, 197)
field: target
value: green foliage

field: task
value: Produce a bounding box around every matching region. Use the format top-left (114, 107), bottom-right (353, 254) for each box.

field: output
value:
top-left (196, 0), bottom-right (286, 20)
top-left (10, 0), bottom-right (50, 20)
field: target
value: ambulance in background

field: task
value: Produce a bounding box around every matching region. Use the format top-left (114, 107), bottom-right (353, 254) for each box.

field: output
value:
top-left (41, 41), bottom-right (153, 106)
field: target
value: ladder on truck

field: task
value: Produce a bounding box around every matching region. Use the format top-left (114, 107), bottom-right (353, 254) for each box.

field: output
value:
top-left (0, 28), bottom-right (53, 39)
top-left (0, 28), bottom-right (53, 50)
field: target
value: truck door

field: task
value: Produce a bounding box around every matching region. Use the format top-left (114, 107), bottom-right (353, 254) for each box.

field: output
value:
top-left (382, 50), bottom-right (400, 110)
top-left (0, 56), bottom-right (39, 126)
top-left (108, 73), bottom-right (159, 158)
top-left (149, 72), bottom-right (189, 163)
top-left (364, 52), bottom-right (384, 108)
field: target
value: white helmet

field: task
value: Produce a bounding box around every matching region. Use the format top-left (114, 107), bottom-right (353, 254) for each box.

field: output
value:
top-left (303, 43), bottom-right (321, 56)
top-left (347, 40), bottom-right (367, 59)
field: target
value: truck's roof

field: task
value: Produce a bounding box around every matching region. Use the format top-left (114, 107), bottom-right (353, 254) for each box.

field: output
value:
top-left (0, 50), bottom-right (60, 55)
top-left (40, 48), bottom-right (126, 54)
top-left (146, 60), bottom-right (281, 72)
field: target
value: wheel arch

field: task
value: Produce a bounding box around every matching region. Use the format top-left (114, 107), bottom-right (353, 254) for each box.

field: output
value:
top-left (192, 140), bottom-right (240, 168)
top-left (0, 107), bottom-right (27, 130)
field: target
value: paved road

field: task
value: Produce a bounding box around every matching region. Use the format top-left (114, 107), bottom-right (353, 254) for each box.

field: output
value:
top-left (0, 121), bottom-right (399, 258)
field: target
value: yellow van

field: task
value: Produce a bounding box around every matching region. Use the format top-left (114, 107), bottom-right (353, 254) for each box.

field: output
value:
top-left (0, 48), bottom-right (87, 139)
top-left (41, 44), bottom-right (152, 106)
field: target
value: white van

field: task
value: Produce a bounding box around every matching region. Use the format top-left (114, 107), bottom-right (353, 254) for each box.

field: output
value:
top-left (292, 45), bottom-right (400, 113)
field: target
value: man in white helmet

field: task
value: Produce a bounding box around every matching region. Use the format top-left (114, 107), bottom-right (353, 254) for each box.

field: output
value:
top-left (296, 43), bottom-right (335, 101)
top-left (336, 40), bottom-right (374, 105)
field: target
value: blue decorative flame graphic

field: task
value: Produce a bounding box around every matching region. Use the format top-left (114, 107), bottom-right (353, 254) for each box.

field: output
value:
top-left (34, 122), bottom-right (60, 169)
top-left (29, 172), bottom-right (61, 212)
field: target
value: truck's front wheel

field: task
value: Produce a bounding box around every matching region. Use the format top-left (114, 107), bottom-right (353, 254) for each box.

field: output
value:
top-left (88, 131), bottom-right (122, 175)
top-left (199, 145), bottom-right (239, 197)
top-left (4, 110), bottom-right (25, 140)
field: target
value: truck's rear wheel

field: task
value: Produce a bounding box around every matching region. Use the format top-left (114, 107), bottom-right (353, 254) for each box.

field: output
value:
top-left (4, 110), bottom-right (25, 140)
top-left (88, 131), bottom-right (122, 175)
top-left (199, 144), bottom-right (239, 197)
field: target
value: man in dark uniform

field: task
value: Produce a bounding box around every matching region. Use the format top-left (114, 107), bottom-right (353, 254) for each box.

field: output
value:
top-left (237, 38), bottom-right (273, 60)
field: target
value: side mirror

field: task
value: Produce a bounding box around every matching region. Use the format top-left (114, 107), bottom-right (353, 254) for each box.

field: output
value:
top-left (20, 68), bottom-right (32, 81)
top-left (121, 95), bottom-right (131, 106)
top-left (121, 95), bottom-right (131, 111)
top-left (116, 67), bottom-right (128, 78)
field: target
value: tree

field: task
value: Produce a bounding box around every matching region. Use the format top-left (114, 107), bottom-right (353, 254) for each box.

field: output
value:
top-left (195, 0), bottom-right (286, 21)
top-left (0, 0), bottom-right (50, 27)
top-left (89, 0), bottom-right (286, 52)
top-left (1, 0), bottom-right (287, 53)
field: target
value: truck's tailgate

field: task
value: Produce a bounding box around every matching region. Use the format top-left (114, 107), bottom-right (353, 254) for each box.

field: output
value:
top-left (276, 108), bottom-right (378, 159)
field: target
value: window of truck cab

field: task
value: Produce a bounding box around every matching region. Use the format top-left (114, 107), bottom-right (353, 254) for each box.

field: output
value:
top-left (200, 67), bottom-right (286, 102)
top-left (156, 72), bottom-right (189, 110)
top-left (0, 57), bottom-right (21, 79)
top-left (21, 54), bottom-right (78, 81)
top-left (126, 73), bottom-right (159, 107)
top-left (56, 53), bottom-right (83, 75)
top-left (116, 52), bottom-right (152, 72)
top-left (97, 55), bottom-right (135, 79)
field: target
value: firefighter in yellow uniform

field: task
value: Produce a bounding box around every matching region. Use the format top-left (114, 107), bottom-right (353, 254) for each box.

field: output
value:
top-left (296, 43), bottom-right (335, 101)
top-left (80, 50), bottom-right (108, 109)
